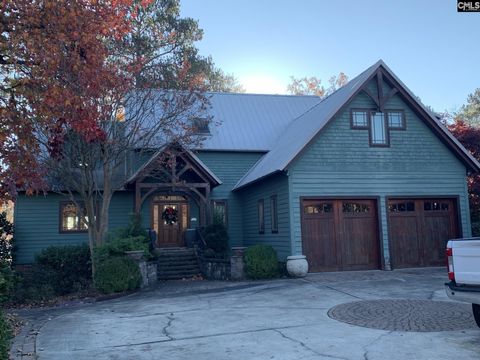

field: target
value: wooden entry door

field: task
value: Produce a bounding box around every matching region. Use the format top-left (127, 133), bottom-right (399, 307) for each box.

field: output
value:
top-left (388, 198), bottom-right (458, 268)
top-left (153, 201), bottom-right (188, 247)
top-left (301, 199), bottom-right (380, 272)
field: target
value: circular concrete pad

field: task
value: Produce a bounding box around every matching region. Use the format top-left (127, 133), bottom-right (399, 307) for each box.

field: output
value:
top-left (328, 299), bottom-right (477, 332)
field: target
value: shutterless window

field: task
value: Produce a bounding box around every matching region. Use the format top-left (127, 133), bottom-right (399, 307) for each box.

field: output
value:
top-left (387, 111), bottom-right (404, 129)
top-left (60, 202), bottom-right (88, 232)
top-left (258, 199), bottom-right (265, 234)
top-left (212, 200), bottom-right (227, 225)
top-left (370, 112), bottom-right (387, 145)
top-left (270, 195), bottom-right (278, 233)
top-left (351, 110), bottom-right (368, 128)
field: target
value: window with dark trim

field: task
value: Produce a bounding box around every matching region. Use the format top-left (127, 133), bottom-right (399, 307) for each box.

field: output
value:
top-left (351, 109), bottom-right (406, 147)
top-left (370, 111), bottom-right (387, 145)
top-left (270, 195), bottom-right (278, 233)
top-left (351, 110), bottom-right (369, 129)
top-left (192, 117), bottom-right (210, 134)
top-left (212, 200), bottom-right (228, 225)
top-left (387, 111), bottom-right (405, 129)
top-left (258, 199), bottom-right (265, 234)
top-left (60, 202), bottom-right (88, 233)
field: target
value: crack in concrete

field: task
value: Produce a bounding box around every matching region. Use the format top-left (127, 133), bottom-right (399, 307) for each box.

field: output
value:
top-left (117, 307), bottom-right (206, 319)
top-left (362, 331), bottom-right (393, 360)
top-left (71, 323), bottom-right (318, 351)
top-left (301, 278), bottom-right (365, 300)
top-left (162, 313), bottom-right (175, 341)
top-left (273, 329), bottom-right (350, 360)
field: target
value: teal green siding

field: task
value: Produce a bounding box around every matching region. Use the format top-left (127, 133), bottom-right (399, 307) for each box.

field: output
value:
top-left (239, 173), bottom-right (291, 260)
top-left (287, 79), bottom-right (471, 267)
top-left (196, 151), bottom-right (264, 247)
top-left (15, 192), bottom-right (134, 264)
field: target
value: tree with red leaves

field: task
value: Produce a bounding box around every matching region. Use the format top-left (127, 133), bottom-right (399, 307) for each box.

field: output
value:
top-left (447, 119), bottom-right (480, 235)
top-left (0, 0), bottom-right (215, 260)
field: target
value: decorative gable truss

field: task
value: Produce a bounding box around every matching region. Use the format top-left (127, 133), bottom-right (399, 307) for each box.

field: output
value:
top-left (127, 145), bottom-right (221, 225)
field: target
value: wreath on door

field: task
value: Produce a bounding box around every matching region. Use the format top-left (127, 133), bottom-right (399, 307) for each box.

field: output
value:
top-left (162, 207), bottom-right (178, 225)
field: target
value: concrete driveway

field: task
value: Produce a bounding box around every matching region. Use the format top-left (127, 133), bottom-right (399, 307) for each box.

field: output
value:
top-left (13, 268), bottom-right (480, 359)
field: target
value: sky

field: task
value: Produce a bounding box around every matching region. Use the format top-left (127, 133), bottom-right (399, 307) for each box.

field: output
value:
top-left (180, 0), bottom-right (480, 113)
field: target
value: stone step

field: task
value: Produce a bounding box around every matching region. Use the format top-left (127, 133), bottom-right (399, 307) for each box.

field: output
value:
top-left (158, 268), bottom-right (200, 275)
top-left (155, 247), bottom-right (201, 280)
top-left (154, 248), bottom-right (195, 255)
top-left (157, 258), bottom-right (198, 265)
top-left (158, 263), bottom-right (199, 271)
top-left (158, 273), bottom-right (202, 280)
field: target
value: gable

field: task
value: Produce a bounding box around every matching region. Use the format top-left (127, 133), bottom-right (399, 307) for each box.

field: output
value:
top-left (234, 60), bottom-right (480, 190)
top-left (289, 79), bottom-right (466, 174)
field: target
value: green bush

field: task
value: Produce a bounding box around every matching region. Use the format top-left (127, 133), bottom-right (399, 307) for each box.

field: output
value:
top-left (0, 310), bottom-right (11, 360)
top-left (94, 257), bottom-right (141, 294)
top-left (0, 212), bottom-right (13, 265)
top-left (472, 221), bottom-right (480, 237)
top-left (35, 244), bottom-right (92, 295)
top-left (95, 236), bottom-right (149, 263)
top-left (11, 266), bottom-right (57, 303)
top-left (202, 223), bottom-right (229, 256)
top-left (244, 245), bottom-right (279, 279)
top-left (0, 264), bottom-right (13, 304)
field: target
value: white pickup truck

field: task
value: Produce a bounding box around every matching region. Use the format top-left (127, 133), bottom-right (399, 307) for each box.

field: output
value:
top-left (445, 238), bottom-right (480, 327)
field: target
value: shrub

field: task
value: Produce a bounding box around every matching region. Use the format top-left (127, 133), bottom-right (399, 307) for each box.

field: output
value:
top-left (0, 310), bottom-right (11, 360)
top-left (244, 245), bottom-right (279, 279)
top-left (95, 236), bottom-right (149, 263)
top-left (94, 257), bottom-right (141, 294)
top-left (202, 223), bottom-right (229, 256)
top-left (10, 266), bottom-right (56, 304)
top-left (0, 264), bottom-right (13, 304)
top-left (35, 244), bottom-right (92, 295)
top-left (472, 221), bottom-right (480, 237)
top-left (0, 212), bottom-right (13, 265)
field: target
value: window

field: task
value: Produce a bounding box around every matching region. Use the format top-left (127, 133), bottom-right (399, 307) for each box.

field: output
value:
top-left (192, 117), bottom-right (210, 134)
top-left (370, 111), bottom-right (387, 145)
top-left (342, 202), bottom-right (370, 213)
top-left (389, 202), bottom-right (415, 212)
top-left (387, 111), bottom-right (405, 129)
top-left (60, 202), bottom-right (88, 232)
top-left (270, 195), bottom-right (278, 233)
top-left (304, 203), bottom-right (333, 214)
top-left (351, 109), bottom-right (406, 147)
top-left (258, 199), bottom-right (265, 234)
top-left (351, 110), bottom-right (368, 128)
top-left (212, 200), bottom-right (227, 225)
top-left (424, 201), bottom-right (450, 211)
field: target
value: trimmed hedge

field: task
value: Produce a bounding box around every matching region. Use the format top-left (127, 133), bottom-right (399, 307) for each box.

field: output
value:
top-left (35, 244), bottom-right (92, 295)
top-left (244, 245), bottom-right (279, 279)
top-left (94, 235), bottom-right (150, 263)
top-left (94, 257), bottom-right (141, 294)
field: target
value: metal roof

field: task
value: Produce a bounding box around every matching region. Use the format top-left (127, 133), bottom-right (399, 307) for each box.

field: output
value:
top-left (233, 60), bottom-right (480, 190)
top-left (200, 93), bottom-right (320, 151)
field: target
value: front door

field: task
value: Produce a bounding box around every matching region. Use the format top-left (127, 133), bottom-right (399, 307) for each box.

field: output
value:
top-left (152, 200), bottom-right (188, 247)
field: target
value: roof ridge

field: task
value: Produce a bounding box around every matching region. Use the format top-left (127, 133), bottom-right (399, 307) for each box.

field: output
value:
top-left (206, 91), bottom-right (320, 98)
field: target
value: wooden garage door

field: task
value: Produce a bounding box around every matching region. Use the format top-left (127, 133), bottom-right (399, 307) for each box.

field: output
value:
top-left (301, 199), bottom-right (380, 272)
top-left (388, 198), bottom-right (458, 268)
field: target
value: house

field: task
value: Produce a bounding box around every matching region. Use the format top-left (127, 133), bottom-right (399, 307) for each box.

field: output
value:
top-left (14, 60), bottom-right (480, 272)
